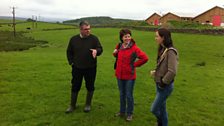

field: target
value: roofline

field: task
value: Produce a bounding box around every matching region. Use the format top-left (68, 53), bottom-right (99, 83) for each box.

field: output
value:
top-left (180, 17), bottom-right (193, 18)
top-left (145, 13), bottom-right (161, 21)
top-left (160, 12), bottom-right (180, 20)
top-left (193, 6), bottom-right (224, 19)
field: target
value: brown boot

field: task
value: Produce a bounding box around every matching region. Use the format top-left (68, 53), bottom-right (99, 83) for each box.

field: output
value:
top-left (84, 91), bottom-right (93, 112)
top-left (65, 92), bottom-right (78, 113)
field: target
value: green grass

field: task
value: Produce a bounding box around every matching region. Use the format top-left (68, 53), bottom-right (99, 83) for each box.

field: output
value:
top-left (0, 31), bottom-right (48, 51)
top-left (0, 21), bottom-right (75, 31)
top-left (0, 19), bottom-right (25, 23)
top-left (0, 25), bottom-right (224, 126)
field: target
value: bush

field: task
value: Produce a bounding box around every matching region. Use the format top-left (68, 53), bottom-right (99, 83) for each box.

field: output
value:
top-left (167, 20), bottom-right (214, 29)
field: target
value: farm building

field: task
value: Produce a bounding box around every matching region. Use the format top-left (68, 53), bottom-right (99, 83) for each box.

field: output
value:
top-left (145, 13), bottom-right (193, 25)
top-left (145, 6), bottom-right (224, 26)
top-left (145, 13), bottom-right (161, 25)
top-left (193, 6), bottom-right (224, 26)
top-left (181, 17), bottom-right (193, 21)
top-left (159, 12), bottom-right (181, 24)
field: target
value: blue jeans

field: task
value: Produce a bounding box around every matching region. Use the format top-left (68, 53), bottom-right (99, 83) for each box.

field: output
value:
top-left (151, 82), bottom-right (174, 126)
top-left (117, 79), bottom-right (135, 115)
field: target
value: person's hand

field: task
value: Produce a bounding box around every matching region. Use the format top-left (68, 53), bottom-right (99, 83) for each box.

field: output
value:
top-left (157, 78), bottom-right (166, 88)
top-left (150, 70), bottom-right (155, 77)
top-left (158, 82), bottom-right (166, 88)
top-left (113, 49), bottom-right (118, 53)
top-left (90, 49), bottom-right (97, 58)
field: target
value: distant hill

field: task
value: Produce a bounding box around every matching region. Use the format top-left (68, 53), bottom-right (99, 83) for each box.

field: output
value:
top-left (0, 16), bottom-right (27, 21)
top-left (63, 16), bottom-right (143, 26)
top-left (0, 16), bottom-right (27, 24)
top-left (0, 16), bottom-right (148, 26)
top-left (0, 16), bottom-right (69, 23)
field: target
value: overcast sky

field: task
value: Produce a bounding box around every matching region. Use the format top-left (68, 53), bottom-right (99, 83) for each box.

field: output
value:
top-left (1, 0), bottom-right (224, 21)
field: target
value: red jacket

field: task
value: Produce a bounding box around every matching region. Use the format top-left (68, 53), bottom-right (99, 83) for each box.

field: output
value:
top-left (113, 41), bottom-right (148, 80)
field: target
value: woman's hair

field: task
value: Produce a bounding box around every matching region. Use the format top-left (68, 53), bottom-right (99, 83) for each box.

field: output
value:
top-left (156, 28), bottom-right (174, 58)
top-left (119, 29), bottom-right (132, 43)
top-left (157, 28), bottom-right (173, 48)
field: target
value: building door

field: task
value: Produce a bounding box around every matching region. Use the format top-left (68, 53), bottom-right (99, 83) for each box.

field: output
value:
top-left (212, 15), bottom-right (221, 26)
top-left (154, 19), bottom-right (159, 26)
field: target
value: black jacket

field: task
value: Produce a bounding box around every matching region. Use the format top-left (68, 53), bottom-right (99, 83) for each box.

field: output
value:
top-left (67, 34), bottom-right (103, 69)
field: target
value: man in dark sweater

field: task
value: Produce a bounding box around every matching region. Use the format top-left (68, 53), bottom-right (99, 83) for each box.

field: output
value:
top-left (66, 21), bottom-right (103, 113)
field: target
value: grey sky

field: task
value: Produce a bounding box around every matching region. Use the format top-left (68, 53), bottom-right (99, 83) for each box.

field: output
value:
top-left (1, 0), bottom-right (224, 21)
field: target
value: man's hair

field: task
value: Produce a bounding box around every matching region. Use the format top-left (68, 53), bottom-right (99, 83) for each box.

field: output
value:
top-left (79, 21), bottom-right (90, 27)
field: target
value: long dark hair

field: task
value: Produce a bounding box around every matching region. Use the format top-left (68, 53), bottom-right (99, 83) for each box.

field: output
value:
top-left (156, 28), bottom-right (174, 59)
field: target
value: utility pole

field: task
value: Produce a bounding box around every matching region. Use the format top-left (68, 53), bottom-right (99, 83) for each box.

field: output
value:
top-left (35, 16), bottom-right (37, 28)
top-left (38, 15), bottom-right (40, 22)
top-left (12, 7), bottom-right (16, 37)
top-left (32, 15), bottom-right (34, 28)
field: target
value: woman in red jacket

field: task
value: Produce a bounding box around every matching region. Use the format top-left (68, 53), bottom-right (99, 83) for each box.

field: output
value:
top-left (113, 29), bottom-right (148, 121)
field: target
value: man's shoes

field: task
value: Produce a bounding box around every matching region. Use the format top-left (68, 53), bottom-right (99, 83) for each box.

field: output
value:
top-left (84, 91), bottom-right (94, 113)
top-left (65, 92), bottom-right (78, 114)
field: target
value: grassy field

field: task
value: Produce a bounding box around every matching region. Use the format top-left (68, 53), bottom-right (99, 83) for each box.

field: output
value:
top-left (0, 31), bottom-right (48, 51)
top-left (0, 19), bottom-right (25, 23)
top-left (0, 21), bottom-right (224, 126)
top-left (0, 21), bottom-right (75, 31)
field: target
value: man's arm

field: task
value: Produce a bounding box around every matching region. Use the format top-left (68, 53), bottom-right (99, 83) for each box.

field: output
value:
top-left (66, 38), bottom-right (73, 65)
top-left (95, 37), bottom-right (103, 56)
